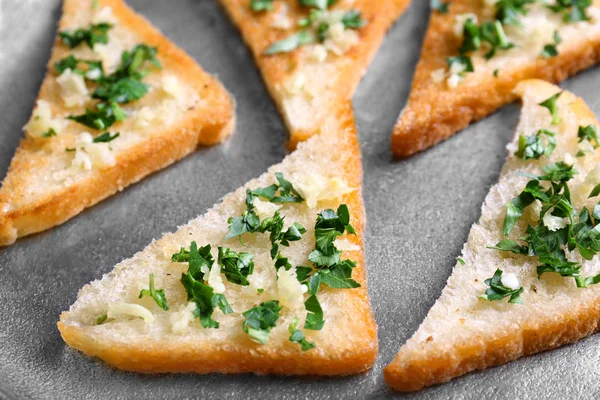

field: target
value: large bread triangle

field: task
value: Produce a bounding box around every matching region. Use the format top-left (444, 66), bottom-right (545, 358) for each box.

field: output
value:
top-left (386, 80), bottom-right (600, 391)
top-left (391, 0), bottom-right (600, 157)
top-left (0, 0), bottom-right (235, 246)
top-left (217, 0), bottom-right (409, 147)
top-left (58, 104), bottom-right (378, 375)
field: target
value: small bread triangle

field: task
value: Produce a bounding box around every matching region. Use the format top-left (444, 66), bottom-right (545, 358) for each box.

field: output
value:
top-left (391, 0), bottom-right (600, 157)
top-left (385, 80), bottom-right (600, 391)
top-left (58, 104), bottom-right (378, 376)
top-left (0, 0), bottom-right (235, 246)
top-left (218, 0), bottom-right (409, 147)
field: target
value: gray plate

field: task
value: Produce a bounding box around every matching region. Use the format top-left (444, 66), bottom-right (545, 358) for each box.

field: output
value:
top-left (1, 0), bottom-right (600, 399)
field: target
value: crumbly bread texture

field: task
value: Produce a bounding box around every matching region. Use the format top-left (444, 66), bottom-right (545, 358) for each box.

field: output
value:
top-left (0, 0), bottom-right (235, 246)
top-left (391, 0), bottom-right (600, 157)
top-left (218, 0), bottom-right (409, 148)
top-left (385, 80), bottom-right (600, 391)
top-left (58, 104), bottom-right (378, 376)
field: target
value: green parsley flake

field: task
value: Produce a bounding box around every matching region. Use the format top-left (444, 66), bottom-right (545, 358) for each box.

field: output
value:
top-left (41, 128), bottom-right (57, 138)
top-left (289, 316), bottom-right (316, 351)
top-left (479, 269), bottom-right (523, 304)
top-left (59, 23), bottom-right (113, 49)
top-left (138, 273), bottom-right (169, 311)
top-left (242, 301), bottom-right (281, 344)
top-left (175, 242), bottom-right (233, 329)
top-left (515, 129), bottom-right (556, 160)
top-left (250, 0), bottom-right (275, 11)
top-left (539, 92), bottom-right (563, 125)
top-left (431, 0), bottom-right (450, 13)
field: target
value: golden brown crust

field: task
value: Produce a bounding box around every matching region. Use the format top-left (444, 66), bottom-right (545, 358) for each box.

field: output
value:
top-left (58, 102), bottom-right (379, 376)
top-left (384, 299), bottom-right (600, 391)
top-left (217, 0), bottom-right (410, 148)
top-left (0, 0), bottom-right (235, 246)
top-left (385, 82), bottom-right (600, 391)
top-left (391, 0), bottom-right (600, 157)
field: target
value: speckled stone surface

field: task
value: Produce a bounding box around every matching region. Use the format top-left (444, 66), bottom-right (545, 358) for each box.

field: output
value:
top-left (1, 1), bottom-right (600, 399)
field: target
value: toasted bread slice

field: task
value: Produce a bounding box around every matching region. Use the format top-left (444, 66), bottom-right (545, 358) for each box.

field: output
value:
top-left (217, 0), bottom-right (409, 148)
top-left (0, 0), bottom-right (235, 246)
top-left (391, 0), bottom-right (600, 157)
top-left (385, 80), bottom-right (600, 391)
top-left (58, 103), bottom-right (378, 376)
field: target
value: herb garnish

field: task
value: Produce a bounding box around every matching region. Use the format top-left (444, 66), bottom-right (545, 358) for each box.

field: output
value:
top-left (217, 247), bottom-right (255, 285)
top-left (174, 242), bottom-right (233, 328)
top-left (59, 23), bottom-right (113, 49)
top-left (68, 44), bottom-right (161, 130)
top-left (264, 3), bottom-right (366, 55)
top-left (93, 131), bottom-right (120, 143)
top-left (289, 317), bottom-right (316, 351)
top-left (242, 301), bottom-right (281, 344)
top-left (55, 55), bottom-right (105, 81)
top-left (42, 128), bottom-right (57, 138)
top-left (548, 0), bottom-right (592, 22)
top-left (250, 0), bottom-right (275, 11)
top-left (479, 269), bottom-right (524, 303)
top-left (96, 314), bottom-right (108, 325)
top-left (578, 125), bottom-right (600, 148)
top-left (139, 273), bottom-right (169, 311)
top-left (431, 0), bottom-right (450, 13)
top-left (515, 129), bottom-right (556, 160)
top-left (493, 161), bottom-right (600, 289)
top-left (541, 30), bottom-right (561, 58)
top-left (539, 92), bottom-right (563, 125)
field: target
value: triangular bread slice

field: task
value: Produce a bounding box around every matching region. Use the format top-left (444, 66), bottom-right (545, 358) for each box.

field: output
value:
top-left (0, 0), bottom-right (235, 246)
top-left (217, 0), bottom-right (409, 147)
top-left (385, 80), bottom-right (600, 391)
top-left (391, 0), bottom-right (600, 157)
top-left (58, 103), bottom-right (378, 375)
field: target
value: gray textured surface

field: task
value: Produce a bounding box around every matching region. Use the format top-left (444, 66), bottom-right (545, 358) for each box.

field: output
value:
top-left (1, 0), bottom-right (600, 399)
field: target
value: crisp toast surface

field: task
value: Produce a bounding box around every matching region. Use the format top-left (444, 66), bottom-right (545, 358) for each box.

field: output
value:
top-left (218, 0), bottom-right (409, 147)
top-left (58, 103), bottom-right (378, 376)
top-left (385, 80), bottom-right (600, 391)
top-left (391, 0), bottom-right (600, 157)
top-left (0, 0), bottom-right (235, 246)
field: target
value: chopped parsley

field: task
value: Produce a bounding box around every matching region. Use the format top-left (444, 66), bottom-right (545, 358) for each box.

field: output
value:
top-left (68, 102), bottom-right (125, 130)
top-left (494, 161), bottom-right (600, 289)
top-left (447, 55), bottom-right (474, 74)
top-left (226, 174), bottom-right (306, 254)
top-left (578, 124), bottom-right (600, 148)
top-left (503, 161), bottom-right (576, 235)
top-left (539, 92), bottom-right (563, 125)
top-left (478, 269), bottom-right (524, 303)
top-left (265, 31), bottom-right (315, 55)
top-left (250, 0), bottom-right (275, 11)
top-left (495, 0), bottom-right (536, 26)
top-left (55, 55), bottom-right (105, 81)
top-left (242, 301), bottom-right (281, 344)
top-left (289, 317), bottom-right (316, 351)
top-left (41, 128), bottom-right (57, 138)
top-left (96, 314), bottom-right (108, 325)
top-left (298, 0), bottom-right (335, 10)
top-left (541, 30), bottom-right (561, 58)
top-left (138, 273), bottom-right (169, 311)
top-left (217, 247), bottom-right (255, 285)
top-left (68, 44), bottom-right (161, 130)
top-left (265, 6), bottom-right (365, 55)
top-left (304, 294), bottom-right (325, 330)
top-left (93, 131), bottom-right (120, 143)
top-left (174, 242), bottom-right (233, 328)
top-left (548, 0), bottom-right (592, 22)
top-left (431, 0), bottom-right (450, 13)
top-left (58, 23), bottom-right (113, 49)
top-left (515, 129), bottom-right (556, 160)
